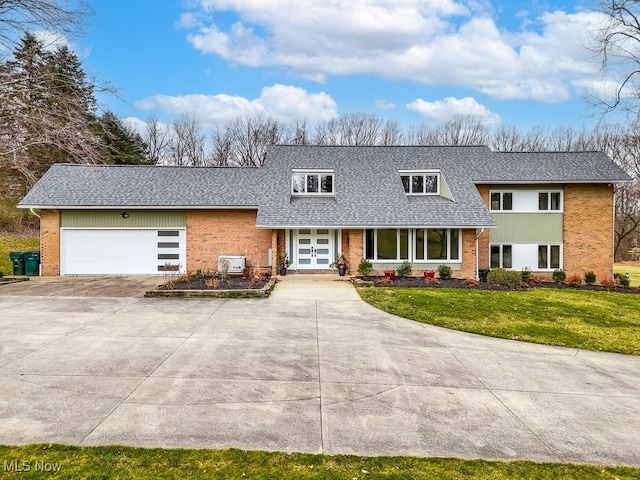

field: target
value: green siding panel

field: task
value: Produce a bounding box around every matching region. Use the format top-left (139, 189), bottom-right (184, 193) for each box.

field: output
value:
top-left (61, 210), bottom-right (186, 228)
top-left (490, 213), bottom-right (563, 243)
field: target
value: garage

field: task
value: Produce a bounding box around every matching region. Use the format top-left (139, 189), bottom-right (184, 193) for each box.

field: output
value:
top-left (61, 228), bottom-right (186, 275)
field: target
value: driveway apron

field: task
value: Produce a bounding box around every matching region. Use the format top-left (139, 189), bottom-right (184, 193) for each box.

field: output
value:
top-left (0, 274), bottom-right (638, 466)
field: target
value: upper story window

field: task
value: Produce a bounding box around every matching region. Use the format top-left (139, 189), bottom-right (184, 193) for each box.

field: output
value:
top-left (490, 192), bottom-right (513, 211)
top-left (538, 192), bottom-right (562, 211)
top-left (400, 171), bottom-right (439, 195)
top-left (292, 170), bottom-right (334, 195)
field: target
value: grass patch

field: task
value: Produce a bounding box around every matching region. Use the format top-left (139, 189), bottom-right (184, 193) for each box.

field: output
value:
top-left (0, 233), bottom-right (39, 276)
top-left (614, 263), bottom-right (640, 287)
top-left (358, 287), bottom-right (640, 355)
top-left (0, 444), bottom-right (637, 479)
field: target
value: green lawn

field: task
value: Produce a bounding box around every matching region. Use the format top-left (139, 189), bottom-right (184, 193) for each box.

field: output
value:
top-left (614, 263), bottom-right (640, 287)
top-left (358, 287), bottom-right (640, 355)
top-left (0, 233), bottom-right (39, 276)
top-left (0, 445), bottom-right (637, 479)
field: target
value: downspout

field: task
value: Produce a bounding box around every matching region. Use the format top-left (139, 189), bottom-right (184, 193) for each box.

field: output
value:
top-left (475, 228), bottom-right (485, 281)
top-left (29, 208), bottom-right (42, 276)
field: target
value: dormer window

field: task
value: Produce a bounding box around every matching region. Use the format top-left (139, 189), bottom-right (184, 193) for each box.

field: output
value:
top-left (292, 170), bottom-right (334, 195)
top-left (400, 171), bottom-right (439, 195)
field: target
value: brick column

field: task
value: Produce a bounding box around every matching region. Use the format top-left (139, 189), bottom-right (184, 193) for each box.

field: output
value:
top-left (40, 209), bottom-right (60, 276)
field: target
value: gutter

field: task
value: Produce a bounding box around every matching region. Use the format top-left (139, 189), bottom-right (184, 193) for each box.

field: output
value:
top-left (29, 209), bottom-right (42, 276)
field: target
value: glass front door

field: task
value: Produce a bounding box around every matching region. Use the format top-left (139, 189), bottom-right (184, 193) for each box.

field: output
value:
top-left (295, 229), bottom-right (334, 270)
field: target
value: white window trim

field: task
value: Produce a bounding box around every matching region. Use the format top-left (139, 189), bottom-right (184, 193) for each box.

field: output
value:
top-left (537, 243), bottom-right (563, 271)
top-left (537, 191), bottom-right (563, 212)
top-left (490, 243), bottom-right (513, 269)
top-left (399, 170), bottom-right (441, 196)
top-left (364, 228), bottom-right (461, 263)
top-left (489, 191), bottom-right (514, 212)
top-left (291, 169), bottom-right (335, 196)
top-left (412, 228), bottom-right (461, 263)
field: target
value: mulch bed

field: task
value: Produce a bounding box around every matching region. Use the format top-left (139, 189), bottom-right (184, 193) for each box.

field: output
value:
top-left (160, 274), bottom-right (271, 290)
top-left (357, 276), bottom-right (640, 294)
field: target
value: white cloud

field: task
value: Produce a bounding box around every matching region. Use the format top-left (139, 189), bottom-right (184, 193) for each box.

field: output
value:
top-left (182, 1), bottom-right (609, 102)
top-left (375, 99), bottom-right (396, 110)
top-left (407, 97), bottom-right (501, 125)
top-left (133, 84), bottom-right (337, 127)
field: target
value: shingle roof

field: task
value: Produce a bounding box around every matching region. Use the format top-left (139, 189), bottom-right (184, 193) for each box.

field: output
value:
top-left (19, 164), bottom-right (264, 208)
top-left (19, 146), bottom-right (631, 228)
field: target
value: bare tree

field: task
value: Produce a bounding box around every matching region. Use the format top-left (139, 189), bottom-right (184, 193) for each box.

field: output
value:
top-left (145, 114), bottom-right (170, 165)
top-left (593, 0), bottom-right (640, 118)
top-left (167, 113), bottom-right (206, 167)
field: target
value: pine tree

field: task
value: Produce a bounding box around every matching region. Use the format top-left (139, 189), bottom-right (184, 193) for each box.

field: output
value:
top-left (96, 112), bottom-right (152, 165)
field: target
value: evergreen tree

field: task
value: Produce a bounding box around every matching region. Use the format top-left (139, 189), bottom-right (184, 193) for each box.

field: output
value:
top-left (96, 111), bottom-right (152, 165)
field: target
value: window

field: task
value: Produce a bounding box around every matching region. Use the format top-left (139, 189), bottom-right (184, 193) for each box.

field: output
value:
top-left (538, 192), bottom-right (562, 211)
top-left (292, 170), bottom-right (334, 195)
top-left (365, 229), bottom-right (409, 260)
top-left (490, 244), bottom-right (512, 269)
top-left (538, 245), bottom-right (561, 269)
top-left (365, 228), bottom-right (460, 262)
top-left (400, 172), bottom-right (439, 195)
top-left (415, 229), bottom-right (460, 261)
top-left (490, 191), bottom-right (513, 211)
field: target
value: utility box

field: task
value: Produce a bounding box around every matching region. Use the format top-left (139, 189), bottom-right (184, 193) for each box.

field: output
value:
top-left (218, 256), bottom-right (246, 274)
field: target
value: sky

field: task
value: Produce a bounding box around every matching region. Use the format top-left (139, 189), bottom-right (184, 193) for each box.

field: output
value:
top-left (68, 0), bottom-right (621, 134)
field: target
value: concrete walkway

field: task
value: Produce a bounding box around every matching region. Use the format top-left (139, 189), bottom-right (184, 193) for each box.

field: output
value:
top-left (0, 274), bottom-right (639, 466)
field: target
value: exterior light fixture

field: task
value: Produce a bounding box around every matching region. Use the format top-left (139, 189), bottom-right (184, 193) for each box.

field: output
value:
top-left (120, 212), bottom-right (129, 219)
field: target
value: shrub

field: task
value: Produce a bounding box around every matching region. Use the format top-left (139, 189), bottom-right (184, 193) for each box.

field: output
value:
top-left (357, 258), bottom-right (373, 277)
top-left (600, 276), bottom-right (616, 290)
top-left (424, 276), bottom-right (440, 285)
top-left (552, 269), bottom-right (566, 283)
top-left (521, 268), bottom-right (531, 282)
top-left (396, 261), bottom-right (413, 278)
top-left (618, 274), bottom-right (631, 288)
top-left (584, 271), bottom-right (596, 285)
top-left (463, 278), bottom-right (478, 286)
top-left (528, 274), bottom-right (544, 285)
top-left (486, 268), bottom-right (522, 289)
top-left (437, 264), bottom-right (452, 280)
top-left (566, 273), bottom-right (582, 286)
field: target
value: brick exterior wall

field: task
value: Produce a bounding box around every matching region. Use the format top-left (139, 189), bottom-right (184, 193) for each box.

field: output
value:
top-left (476, 185), bottom-right (491, 270)
top-left (186, 210), bottom-right (273, 273)
top-left (563, 184), bottom-right (614, 280)
top-left (40, 209), bottom-right (60, 276)
top-left (342, 229), bottom-right (363, 275)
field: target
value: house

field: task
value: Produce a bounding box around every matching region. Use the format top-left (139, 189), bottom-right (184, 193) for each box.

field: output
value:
top-left (18, 145), bottom-right (631, 280)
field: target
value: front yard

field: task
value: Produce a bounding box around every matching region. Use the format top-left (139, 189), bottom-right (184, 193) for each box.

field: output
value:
top-left (358, 287), bottom-right (640, 355)
top-left (0, 444), bottom-right (637, 479)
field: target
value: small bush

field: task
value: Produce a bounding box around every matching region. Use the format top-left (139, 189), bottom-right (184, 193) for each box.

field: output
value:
top-left (486, 268), bottom-right (522, 289)
top-left (375, 277), bottom-right (393, 286)
top-left (463, 278), bottom-right (478, 286)
top-left (396, 260), bottom-right (413, 278)
top-left (584, 271), bottom-right (596, 285)
top-left (357, 258), bottom-right (373, 277)
top-left (424, 276), bottom-right (440, 285)
top-left (566, 273), bottom-right (582, 286)
top-left (618, 274), bottom-right (631, 288)
top-left (437, 264), bottom-right (452, 280)
top-left (552, 269), bottom-right (566, 283)
top-left (600, 276), bottom-right (616, 290)
top-left (521, 268), bottom-right (531, 282)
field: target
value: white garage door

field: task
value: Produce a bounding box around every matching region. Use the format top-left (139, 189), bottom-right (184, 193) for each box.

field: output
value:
top-left (61, 229), bottom-right (186, 275)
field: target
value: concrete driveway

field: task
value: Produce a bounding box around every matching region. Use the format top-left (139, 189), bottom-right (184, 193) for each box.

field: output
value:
top-left (0, 275), bottom-right (639, 466)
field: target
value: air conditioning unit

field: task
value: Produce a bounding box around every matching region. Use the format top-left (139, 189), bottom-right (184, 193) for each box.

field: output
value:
top-left (218, 256), bottom-right (245, 274)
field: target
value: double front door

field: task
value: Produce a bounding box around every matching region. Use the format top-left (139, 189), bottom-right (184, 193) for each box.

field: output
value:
top-left (294, 229), bottom-right (334, 270)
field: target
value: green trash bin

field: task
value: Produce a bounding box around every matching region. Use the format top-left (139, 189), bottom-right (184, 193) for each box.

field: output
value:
top-left (23, 251), bottom-right (40, 276)
top-left (9, 251), bottom-right (25, 275)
